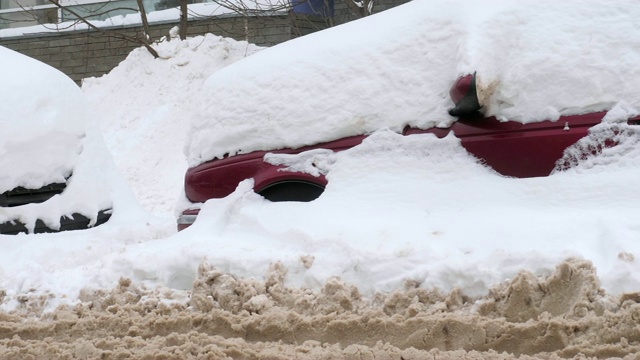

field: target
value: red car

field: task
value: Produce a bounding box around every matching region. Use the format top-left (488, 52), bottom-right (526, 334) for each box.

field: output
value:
top-left (178, 74), bottom-right (640, 230)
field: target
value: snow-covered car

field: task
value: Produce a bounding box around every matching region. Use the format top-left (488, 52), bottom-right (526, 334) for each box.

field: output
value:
top-left (177, 0), bottom-right (640, 230)
top-left (0, 46), bottom-right (114, 235)
top-left (177, 74), bottom-right (640, 230)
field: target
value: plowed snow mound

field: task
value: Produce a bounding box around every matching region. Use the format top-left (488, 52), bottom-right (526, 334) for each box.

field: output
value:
top-left (2, 259), bottom-right (640, 359)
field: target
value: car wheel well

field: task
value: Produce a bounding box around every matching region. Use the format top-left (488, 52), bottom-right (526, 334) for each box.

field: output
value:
top-left (257, 180), bottom-right (324, 202)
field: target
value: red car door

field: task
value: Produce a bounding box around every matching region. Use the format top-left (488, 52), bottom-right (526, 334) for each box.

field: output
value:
top-left (406, 112), bottom-right (609, 178)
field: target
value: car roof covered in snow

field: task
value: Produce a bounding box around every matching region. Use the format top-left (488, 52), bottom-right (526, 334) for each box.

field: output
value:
top-left (185, 0), bottom-right (640, 167)
top-left (0, 46), bottom-right (88, 192)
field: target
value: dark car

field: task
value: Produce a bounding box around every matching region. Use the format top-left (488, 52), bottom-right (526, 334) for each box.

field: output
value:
top-left (177, 74), bottom-right (640, 230)
top-left (0, 183), bottom-right (111, 235)
top-left (0, 46), bottom-right (113, 235)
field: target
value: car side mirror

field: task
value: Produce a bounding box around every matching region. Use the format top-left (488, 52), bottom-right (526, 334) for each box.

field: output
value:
top-left (448, 73), bottom-right (482, 117)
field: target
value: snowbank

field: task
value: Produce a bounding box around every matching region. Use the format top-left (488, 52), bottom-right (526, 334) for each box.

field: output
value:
top-left (3, 259), bottom-right (640, 359)
top-left (82, 33), bottom-right (262, 216)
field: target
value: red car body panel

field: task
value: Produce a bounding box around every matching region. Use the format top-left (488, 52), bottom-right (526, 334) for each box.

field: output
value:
top-left (184, 135), bottom-right (366, 204)
top-left (406, 112), bottom-right (613, 178)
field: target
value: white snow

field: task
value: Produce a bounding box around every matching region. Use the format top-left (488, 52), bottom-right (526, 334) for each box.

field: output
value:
top-left (0, 46), bottom-right (84, 192)
top-left (0, 46), bottom-right (139, 232)
top-left (186, 0), bottom-right (640, 166)
top-left (2, 0), bottom-right (640, 312)
top-left (81, 34), bottom-right (262, 216)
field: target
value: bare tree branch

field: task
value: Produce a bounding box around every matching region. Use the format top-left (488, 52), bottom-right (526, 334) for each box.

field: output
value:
top-left (136, 0), bottom-right (153, 42)
top-left (345, 0), bottom-right (373, 17)
top-left (47, 0), bottom-right (159, 58)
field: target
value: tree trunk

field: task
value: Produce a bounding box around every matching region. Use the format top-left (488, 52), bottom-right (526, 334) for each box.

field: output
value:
top-left (136, 0), bottom-right (153, 43)
top-left (180, 0), bottom-right (188, 40)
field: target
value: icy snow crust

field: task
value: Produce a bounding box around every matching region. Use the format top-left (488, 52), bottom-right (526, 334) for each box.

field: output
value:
top-left (186, 0), bottom-right (640, 167)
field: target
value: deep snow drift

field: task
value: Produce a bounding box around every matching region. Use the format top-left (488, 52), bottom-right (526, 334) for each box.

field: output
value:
top-left (1, 0), bottom-right (640, 318)
top-left (82, 34), bottom-right (262, 216)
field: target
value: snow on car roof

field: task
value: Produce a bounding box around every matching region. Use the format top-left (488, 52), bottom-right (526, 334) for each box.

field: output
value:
top-left (186, 0), bottom-right (640, 167)
top-left (0, 46), bottom-right (139, 233)
top-left (0, 46), bottom-right (87, 192)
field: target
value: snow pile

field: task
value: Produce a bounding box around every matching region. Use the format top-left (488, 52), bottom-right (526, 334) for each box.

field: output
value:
top-left (164, 128), bottom-right (640, 296)
top-left (6, 260), bottom-right (640, 359)
top-left (186, 0), bottom-right (640, 166)
top-left (82, 33), bottom-right (262, 216)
